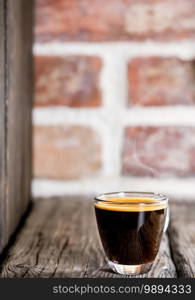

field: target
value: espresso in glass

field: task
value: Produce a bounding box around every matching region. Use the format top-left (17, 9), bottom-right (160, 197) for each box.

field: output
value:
top-left (94, 192), bottom-right (168, 275)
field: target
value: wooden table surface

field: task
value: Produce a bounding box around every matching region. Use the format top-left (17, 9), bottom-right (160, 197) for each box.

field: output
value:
top-left (0, 196), bottom-right (194, 278)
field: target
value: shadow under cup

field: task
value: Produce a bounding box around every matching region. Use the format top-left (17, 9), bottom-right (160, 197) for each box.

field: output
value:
top-left (94, 192), bottom-right (169, 275)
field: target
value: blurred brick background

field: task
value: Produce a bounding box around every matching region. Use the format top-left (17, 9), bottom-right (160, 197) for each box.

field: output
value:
top-left (33, 0), bottom-right (195, 198)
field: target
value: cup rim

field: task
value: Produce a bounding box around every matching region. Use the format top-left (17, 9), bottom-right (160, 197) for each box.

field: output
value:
top-left (94, 191), bottom-right (168, 207)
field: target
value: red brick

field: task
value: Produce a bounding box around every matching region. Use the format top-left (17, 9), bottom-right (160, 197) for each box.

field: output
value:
top-left (35, 0), bottom-right (195, 41)
top-left (122, 127), bottom-right (195, 177)
top-left (128, 57), bottom-right (195, 106)
top-left (34, 56), bottom-right (102, 107)
top-left (33, 126), bottom-right (101, 179)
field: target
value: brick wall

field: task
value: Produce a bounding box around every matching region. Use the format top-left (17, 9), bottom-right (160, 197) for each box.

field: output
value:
top-left (33, 0), bottom-right (195, 199)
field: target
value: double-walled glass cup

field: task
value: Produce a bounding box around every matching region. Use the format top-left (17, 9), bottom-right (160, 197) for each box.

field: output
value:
top-left (94, 192), bottom-right (169, 275)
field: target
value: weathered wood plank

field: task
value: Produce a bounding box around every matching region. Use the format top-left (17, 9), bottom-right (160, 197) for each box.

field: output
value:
top-left (0, 0), bottom-right (33, 253)
top-left (0, 0), bottom-right (6, 251)
top-left (168, 202), bottom-right (195, 278)
top-left (0, 197), bottom-right (176, 278)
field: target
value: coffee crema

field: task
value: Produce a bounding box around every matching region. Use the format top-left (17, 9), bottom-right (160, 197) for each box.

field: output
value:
top-left (95, 197), bottom-right (167, 211)
top-left (95, 197), bottom-right (167, 265)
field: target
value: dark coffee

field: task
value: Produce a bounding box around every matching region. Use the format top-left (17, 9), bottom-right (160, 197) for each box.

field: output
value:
top-left (95, 198), bottom-right (167, 265)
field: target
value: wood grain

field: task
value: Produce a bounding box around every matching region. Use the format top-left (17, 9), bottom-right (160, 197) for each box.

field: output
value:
top-left (0, 197), bottom-right (176, 278)
top-left (0, 0), bottom-right (33, 253)
top-left (0, 0), bottom-right (6, 251)
top-left (168, 202), bottom-right (195, 278)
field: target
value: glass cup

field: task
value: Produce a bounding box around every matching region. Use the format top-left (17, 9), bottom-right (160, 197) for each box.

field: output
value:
top-left (94, 192), bottom-right (169, 275)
